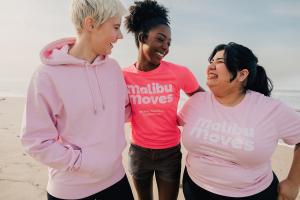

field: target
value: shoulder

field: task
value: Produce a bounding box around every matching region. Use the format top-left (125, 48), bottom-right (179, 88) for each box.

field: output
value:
top-left (106, 57), bottom-right (118, 65)
top-left (122, 64), bottom-right (135, 73)
top-left (247, 91), bottom-right (280, 105)
top-left (32, 64), bottom-right (54, 80)
top-left (179, 92), bottom-right (210, 122)
top-left (27, 65), bottom-right (59, 95)
top-left (161, 61), bottom-right (195, 81)
top-left (162, 60), bottom-right (189, 72)
top-left (99, 57), bottom-right (125, 78)
top-left (185, 92), bottom-right (210, 107)
top-left (246, 90), bottom-right (284, 113)
top-left (105, 57), bottom-right (122, 70)
top-left (191, 91), bottom-right (210, 101)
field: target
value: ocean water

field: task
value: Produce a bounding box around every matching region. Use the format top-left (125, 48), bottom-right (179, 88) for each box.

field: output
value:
top-left (272, 90), bottom-right (300, 112)
top-left (1, 79), bottom-right (300, 110)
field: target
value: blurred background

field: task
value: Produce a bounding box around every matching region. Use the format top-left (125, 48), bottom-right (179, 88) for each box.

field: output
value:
top-left (0, 0), bottom-right (299, 109)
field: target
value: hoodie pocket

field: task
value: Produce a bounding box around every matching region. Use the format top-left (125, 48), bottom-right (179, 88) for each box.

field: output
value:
top-left (78, 144), bottom-right (121, 179)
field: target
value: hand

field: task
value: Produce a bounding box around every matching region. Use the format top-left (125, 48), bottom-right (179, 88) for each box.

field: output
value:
top-left (278, 179), bottom-right (299, 200)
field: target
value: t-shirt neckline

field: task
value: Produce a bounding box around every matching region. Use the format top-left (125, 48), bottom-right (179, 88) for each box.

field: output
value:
top-left (211, 91), bottom-right (251, 111)
top-left (131, 61), bottom-right (164, 75)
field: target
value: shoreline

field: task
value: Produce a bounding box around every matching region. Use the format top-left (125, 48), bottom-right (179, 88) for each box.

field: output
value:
top-left (0, 97), bottom-right (299, 199)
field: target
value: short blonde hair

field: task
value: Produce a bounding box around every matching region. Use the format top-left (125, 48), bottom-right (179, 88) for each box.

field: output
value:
top-left (70, 0), bottom-right (127, 32)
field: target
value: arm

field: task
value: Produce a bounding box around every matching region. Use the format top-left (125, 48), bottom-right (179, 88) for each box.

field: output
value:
top-left (278, 143), bottom-right (300, 200)
top-left (176, 114), bottom-right (185, 126)
top-left (21, 70), bottom-right (81, 171)
top-left (125, 103), bottom-right (132, 122)
top-left (186, 86), bottom-right (205, 96)
top-left (180, 67), bottom-right (204, 96)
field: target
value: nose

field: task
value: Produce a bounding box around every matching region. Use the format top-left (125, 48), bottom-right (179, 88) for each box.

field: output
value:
top-left (117, 30), bottom-right (123, 39)
top-left (162, 42), bottom-right (169, 55)
top-left (162, 41), bottom-right (169, 53)
top-left (207, 63), bottom-right (216, 70)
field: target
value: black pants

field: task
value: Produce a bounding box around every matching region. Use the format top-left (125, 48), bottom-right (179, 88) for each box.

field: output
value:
top-left (47, 175), bottom-right (134, 200)
top-left (183, 168), bottom-right (279, 200)
top-left (129, 144), bottom-right (182, 200)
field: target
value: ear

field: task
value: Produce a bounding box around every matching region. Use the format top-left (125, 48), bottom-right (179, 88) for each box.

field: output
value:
top-left (138, 33), bottom-right (147, 43)
top-left (238, 69), bottom-right (249, 82)
top-left (83, 16), bottom-right (95, 32)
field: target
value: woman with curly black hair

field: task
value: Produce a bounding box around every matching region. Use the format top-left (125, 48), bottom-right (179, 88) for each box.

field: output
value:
top-left (123, 0), bottom-right (204, 199)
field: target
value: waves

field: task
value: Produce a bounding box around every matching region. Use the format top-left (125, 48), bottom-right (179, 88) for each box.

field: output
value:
top-left (272, 89), bottom-right (300, 112)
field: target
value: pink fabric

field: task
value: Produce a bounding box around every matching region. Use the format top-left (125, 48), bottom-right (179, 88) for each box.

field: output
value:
top-left (178, 91), bottom-right (300, 197)
top-left (123, 61), bottom-right (199, 149)
top-left (20, 38), bottom-right (128, 199)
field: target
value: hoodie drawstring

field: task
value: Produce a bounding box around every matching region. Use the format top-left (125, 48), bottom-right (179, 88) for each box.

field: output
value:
top-left (84, 64), bottom-right (105, 114)
top-left (95, 67), bottom-right (105, 110)
top-left (84, 64), bottom-right (98, 114)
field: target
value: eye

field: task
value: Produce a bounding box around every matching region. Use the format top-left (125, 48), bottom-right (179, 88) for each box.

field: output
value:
top-left (157, 38), bottom-right (164, 42)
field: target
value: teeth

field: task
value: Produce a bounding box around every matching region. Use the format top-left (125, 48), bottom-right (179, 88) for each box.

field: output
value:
top-left (207, 74), bottom-right (217, 79)
top-left (157, 52), bottom-right (164, 57)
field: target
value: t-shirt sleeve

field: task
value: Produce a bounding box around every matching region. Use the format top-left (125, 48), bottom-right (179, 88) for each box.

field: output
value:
top-left (276, 103), bottom-right (300, 145)
top-left (179, 67), bottom-right (200, 94)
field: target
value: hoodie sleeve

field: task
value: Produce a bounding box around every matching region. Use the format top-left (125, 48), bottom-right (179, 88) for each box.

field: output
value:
top-left (123, 77), bottom-right (131, 122)
top-left (20, 68), bottom-right (82, 171)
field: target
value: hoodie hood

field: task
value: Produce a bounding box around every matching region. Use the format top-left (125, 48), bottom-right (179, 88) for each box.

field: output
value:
top-left (40, 37), bottom-right (107, 67)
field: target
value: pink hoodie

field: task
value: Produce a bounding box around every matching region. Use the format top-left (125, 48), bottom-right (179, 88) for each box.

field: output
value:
top-left (20, 38), bottom-right (129, 199)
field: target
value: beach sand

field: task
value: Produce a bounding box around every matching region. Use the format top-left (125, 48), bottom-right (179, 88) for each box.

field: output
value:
top-left (0, 97), bottom-right (299, 200)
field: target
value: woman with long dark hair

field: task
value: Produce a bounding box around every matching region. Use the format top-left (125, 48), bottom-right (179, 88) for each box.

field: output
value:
top-left (179, 42), bottom-right (300, 200)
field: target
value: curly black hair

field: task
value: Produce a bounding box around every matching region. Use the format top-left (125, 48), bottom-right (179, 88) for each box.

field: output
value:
top-left (125, 0), bottom-right (170, 47)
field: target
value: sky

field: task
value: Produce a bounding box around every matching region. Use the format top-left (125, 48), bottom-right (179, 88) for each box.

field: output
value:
top-left (0, 0), bottom-right (299, 94)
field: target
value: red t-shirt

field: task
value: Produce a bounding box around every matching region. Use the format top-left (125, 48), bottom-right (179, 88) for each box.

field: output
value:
top-left (123, 61), bottom-right (200, 149)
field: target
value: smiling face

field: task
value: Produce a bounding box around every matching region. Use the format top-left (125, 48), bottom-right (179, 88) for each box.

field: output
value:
top-left (90, 16), bottom-right (123, 56)
top-left (206, 50), bottom-right (237, 95)
top-left (206, 50), bottom-right (250, 96)
top-left (139, 24), bottom-right (171, 69)
top-left (206, 50), bottom-right (231, 87)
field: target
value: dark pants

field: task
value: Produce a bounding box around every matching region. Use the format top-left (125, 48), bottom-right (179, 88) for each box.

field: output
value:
top-left (183, 168), bottom-right (279, 200)
top-left (129, 144), bottom-right (182, 200)
top-left (47, 175), bottom-right (134, 200)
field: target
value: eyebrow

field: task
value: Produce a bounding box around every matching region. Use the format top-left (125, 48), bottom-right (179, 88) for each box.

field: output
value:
top-left (210, 57), bottom-right (224, 63)
top-left (211, 57), bottom-right (224, 60)
top-left (157, 33), bottom-right (171, 42)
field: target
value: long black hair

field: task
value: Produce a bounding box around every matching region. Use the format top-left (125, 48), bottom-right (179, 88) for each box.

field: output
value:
top-left (208, 42), bottom-right (273, 96)
top-left (125, 0), bottom-right (170, 47)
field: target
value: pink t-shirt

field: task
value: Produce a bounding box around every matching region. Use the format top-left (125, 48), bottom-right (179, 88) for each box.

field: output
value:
top-left (123, 61), bottom-right (199, 149)
top-left (178, 91), bottom-right (300, 197)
